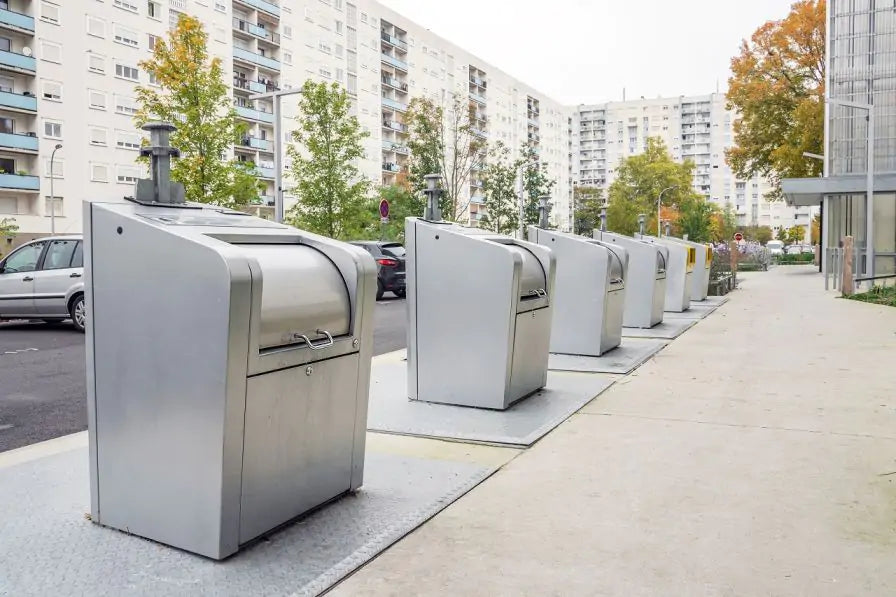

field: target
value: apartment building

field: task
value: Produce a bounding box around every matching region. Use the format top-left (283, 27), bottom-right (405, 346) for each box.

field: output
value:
top-left (0, 0), bottom-right (572, 247)
top-left (572, 93), bottom-right (813, 235)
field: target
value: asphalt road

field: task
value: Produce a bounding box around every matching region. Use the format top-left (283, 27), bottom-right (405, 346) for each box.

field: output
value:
top-left (0, 297), bottom-right (408, 453)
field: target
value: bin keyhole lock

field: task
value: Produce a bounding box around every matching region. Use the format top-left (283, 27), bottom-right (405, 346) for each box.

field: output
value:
top-left (305, 366), bottom-right (313, 376)
top-left (116, 227), bottom-right (123, 235)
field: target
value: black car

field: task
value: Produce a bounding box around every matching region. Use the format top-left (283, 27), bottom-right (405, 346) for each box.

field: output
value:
top-left (349, 241), bottom-right (406, 300)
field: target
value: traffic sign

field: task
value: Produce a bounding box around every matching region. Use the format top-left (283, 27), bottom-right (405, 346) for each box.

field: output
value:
top-left (379, 199), bottom-right (390, 219)
top-left (734, 232), bottom-right (744, 242)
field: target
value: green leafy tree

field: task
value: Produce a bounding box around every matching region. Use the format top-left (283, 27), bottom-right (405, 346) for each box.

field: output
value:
top-left (786, 225), bottom-right (805, 245)
top-left (677, 196), bottom-right (716, 242)
top-left (573, 186), bottom-right (605, 235)
top-left (775, 226), bottom-right (788, 241)
top-left (136, 14), bottom-right (261, 208)
top-left (405, 95), bottom-right (486, 221)
top-left (754, 226), bottom-right (774, 244)
top-left (711, 205), bottom-right (737, 242)
top-left (810, 213), bottom-right (821, 245)
top-left (286, 80), bottom-right (370, 239)
top-left (726, 0), bottom-right (825, 197)
top-left (479, 141), bottom-right (521, 234)
top-left (520, 143), bottom-right (557, 227)
top-left (606, 137), bottom-right (698, 235)
top-left (0, 217), bottom-right (17, 238)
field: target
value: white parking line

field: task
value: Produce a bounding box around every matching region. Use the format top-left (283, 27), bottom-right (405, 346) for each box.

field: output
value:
top-left (2, 348), bottom-right (38, 355)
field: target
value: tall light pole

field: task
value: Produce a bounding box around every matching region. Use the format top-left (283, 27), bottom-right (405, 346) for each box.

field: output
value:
top-left (827, 98), bottom-right (874, 277)
top-left (248, 87), bottom-right (303, 223)
top-left (49, 143), bottom-right (62, 234)
top-left (657, 185), bottom-right (677, 236)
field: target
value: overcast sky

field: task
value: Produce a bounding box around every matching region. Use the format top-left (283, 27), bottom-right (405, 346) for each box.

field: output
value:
top-left (379, 0), bottom-right (796, 105)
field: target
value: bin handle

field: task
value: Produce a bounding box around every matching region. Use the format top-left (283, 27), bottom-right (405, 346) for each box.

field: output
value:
top-left (298, 329), bottom-right (335, 350)
top-left (535, 288), bottom-right (547, 298)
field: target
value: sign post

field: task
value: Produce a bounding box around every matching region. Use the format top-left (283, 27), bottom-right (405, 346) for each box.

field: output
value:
top-left (379, 199), bottom-right (390, 241)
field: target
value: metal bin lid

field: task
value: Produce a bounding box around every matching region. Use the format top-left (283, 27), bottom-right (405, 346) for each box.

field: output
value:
top-left (503, 244), bottom-right (547, 298)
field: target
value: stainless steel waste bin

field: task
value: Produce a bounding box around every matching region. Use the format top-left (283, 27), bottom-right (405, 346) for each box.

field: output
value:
top-left (662, 236), bottom-right (711, 301)
top-left (407, 217), bottom-right (555, 409)
top-left (635, 234), bottom-right (694, 312)
top-left (84, 201), bottom-right (376, 560)
top-left (528, 226), bottom-right (627, 356)
top-left (593, 230), bottom-right (667, 328)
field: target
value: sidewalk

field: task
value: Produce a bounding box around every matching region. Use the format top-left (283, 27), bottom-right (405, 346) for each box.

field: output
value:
top-left (332, 266), bottom-right (896, 596)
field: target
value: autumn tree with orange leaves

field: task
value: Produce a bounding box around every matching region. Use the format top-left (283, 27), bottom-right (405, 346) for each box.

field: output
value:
top-left (726, 0), bottom-right (825, 198)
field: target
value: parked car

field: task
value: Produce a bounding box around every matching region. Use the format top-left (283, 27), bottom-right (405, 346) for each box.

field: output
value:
top-left (785, 244), bottom-right (813, 255)
top-left (0, 235), bottom-right (85, 331)
top-left (349, 241), bottom-right (406, 300)
top-left (766, 240), bottom-right (785, 256)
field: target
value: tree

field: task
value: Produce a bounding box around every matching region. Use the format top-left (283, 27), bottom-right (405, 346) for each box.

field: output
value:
top-left (0, 217), bottom-right (17, 238)
top-left (775, 226), bottom-right (788, 241)
top-left (726, 0), bottom-right (825, 197)
top-left (405, 95), bottom-right (486, 221)
top-left (754, 226), bottom-right (774, 244)
top-left (606, 137), bottom-right (698, 235)
top-left (136, 14), bottom-right (261, 209)
top-left (810, 213), bottom-right (821, 245)
top-left (711, 205), bottom-right (737, 242)
top-left (285, 80), bottom-right (370, 239)
top-left (520, 143), bottom-right (557, 227)
top-left (677, 196), bottom-right (716, 242)
top-left (479, 141), bottom-right (521, 235)
top-left (573, 186), bottom-right (604, 235)
top-left (786, 225), bottom-right (805, 245)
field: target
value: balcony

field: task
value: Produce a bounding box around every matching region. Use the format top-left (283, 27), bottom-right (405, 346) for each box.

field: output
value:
top-left (469, 75), bottom-right (485, 87)
top-left (233, 47), bottom-right (280, 72)
top-left (470, 195), bottom-right (485, 204)
top-left (234, 0), bottom-right (280, 17)
top-left (380, 31), bottom-right (408, 51)
top-left (381, 97), bottom-right (407, 113)
top-left (255, 165), bottom-right (275, 179)
top-left (0, 90), bottom-right (36, 113)
top-left (240, 136), bottom-right (273, 151)
top-left (468, 92), bottom-right (486, 105)
top-left (235, 104), bottom-right (274, 123)
top-left (0, 8), bottom-right (34, 34)
top-left (527, 118), bottom-right (539, 128)
top-left (0, 131), bottom-right (37, 152)
top-left (233, 17), bottom-right (280, 45)
top-left (0, 49), bottom-right (35, 75)
top-left (382, 141), bottom-right (409, 154)
top-left (471, 128), bottom-right (487, 139)
top-left (0, 172), bottom-right (38, 191)
top-left (382, 119), bottom-right (407, 133)
top-left (381, 75), bottom-right (408, 92)
top-left (382, 162), bottom-right (400, 173)
top-left (381, 53), bottom-right (408, 72)
top-left (234, 76), bottom-right (279, 94)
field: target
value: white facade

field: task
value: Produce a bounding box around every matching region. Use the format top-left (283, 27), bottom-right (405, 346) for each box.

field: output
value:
top-left (572, 93), bottom-right (813, 235)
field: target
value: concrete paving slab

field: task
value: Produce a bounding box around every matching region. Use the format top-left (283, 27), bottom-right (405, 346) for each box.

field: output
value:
top-left (622, 318), bottom-right (697, 339)
top-left (367, 359), bottom-right (615, 446)
top-left (0, 433), bottom-right (517, 597)
top-left (699, 295), bottom-right (730, 306)
top-left (548, 338), bottom-right (667, 375)
top-left (663, 303), bottom-right (717, 320)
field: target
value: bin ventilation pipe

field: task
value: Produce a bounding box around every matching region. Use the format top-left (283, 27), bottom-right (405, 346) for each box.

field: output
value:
top-left (599, 204), bottom-right (607, 232)
top-left (664, 220), bottom-right (672, 237)
top-left (422, 173), bottom-right (442, 221)
top-left (537, 195), bottom-right (551, 228)
top-left (637, 213), bottom-right (646, 236)
top-left (135, 121), bottom-right (185, 205)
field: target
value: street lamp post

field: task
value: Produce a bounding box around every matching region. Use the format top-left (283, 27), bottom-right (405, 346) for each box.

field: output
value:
top-left (657, 185), bottom-right (677, 236)
top-left (248, 87), bottom-right (303, 223)
top-left (49, 143), bottom-right (62, 234)
top-left (828, 98), bottom-right (874, 277)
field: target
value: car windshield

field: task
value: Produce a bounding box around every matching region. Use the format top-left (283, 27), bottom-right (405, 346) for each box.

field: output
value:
top-left (381, 244), bottom-right (405, 258)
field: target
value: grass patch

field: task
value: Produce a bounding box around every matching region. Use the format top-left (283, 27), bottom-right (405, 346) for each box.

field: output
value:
top-left (847, 285), bottom-right (896, 307)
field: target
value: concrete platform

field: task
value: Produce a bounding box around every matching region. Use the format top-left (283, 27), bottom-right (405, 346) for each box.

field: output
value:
top-left (0, 432), bottom-right (517, 597)
top-left (548, 338), bottom-right (667, 375)
top-left (367, 356), bottom-right (615, 447)
top-left (700, 295), bottom-right (730, 306)
top-left (622, 318), bottom-right (697, 340)
top-left (663, 303), bottom-right (718, 320)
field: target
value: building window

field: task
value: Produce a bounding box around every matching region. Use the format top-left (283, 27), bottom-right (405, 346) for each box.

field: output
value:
top-left (214, 1), bottom-right (226, 12)
top-left (283, 25), bottom-right (292, 38)
top-left (346, 73), bottom-right (357, 95)
top-left (319, 41), bottom-right (331, 54)
top-left (89, 90), bottom-right (107, 110)
top-left (89, 127), bottom-right (108, 146)
top-left (44, 158), bottom-right (63, 178)
top-left (115, 63), bottom-right (139, 81)
top-left (148, 72), bottom-right (159, 86)
top-left (283, 52), bottom-right (292, 65)
top-left (40, 1), bottom-right (60, 24)
top-left (41, 80), bottom-right (62, 101)
top-left (335, 20), bottom-right (343, 34)
top-left (148, 34), bottom-right (159, 50)
top-left (116, 165), bottom-right (141, 184)
top-left (147, 1), bottom-right (161, 19)
top-left (113, 0), bottom-right (138, 13)
top-left (334, 0), bottom-right (343, 8)
top-left (44, 196), bottom-right (64, 218)
top-left (335, 68), bottom-right (343, 82)
top-left (40, 41), bottom-right (62, 64)
top-left (114, 95), bottom-right (137, 115)
top-left (114, 24), bottom-right (139, 48)
top-left (88, 54), bottom-right (106, 74)
top-left (43, 119), bottom-right (62, 139)
top-left (169, 10), bottom-right (183, 30)
top-left (319, 67), bottom-right (332, 78)
top-left (91, 163), bottom-right (109, 182)
top-left (334, 43), bottom-right (343, 57)
top-left (116, 130), bottom-right (141, 150)
top-left (86, 15), bottom-right (106, 38)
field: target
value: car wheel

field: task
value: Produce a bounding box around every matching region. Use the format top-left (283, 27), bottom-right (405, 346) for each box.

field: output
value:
top-left (395, 288), bottom-right (406, 298)
top-left (376, 281), bottom-right (384, 301)
top-left (69, 294), bottom-right (86, 333)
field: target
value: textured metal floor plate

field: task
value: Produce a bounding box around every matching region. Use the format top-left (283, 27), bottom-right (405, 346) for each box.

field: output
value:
top-left (622, 318), bottom-right (697, 339)
top-left (0, 446), bottom-right (497, 597)
top-left (367, 360), bottom-right (615, 447)
top-left (548, 338), bottom-right (668, 375)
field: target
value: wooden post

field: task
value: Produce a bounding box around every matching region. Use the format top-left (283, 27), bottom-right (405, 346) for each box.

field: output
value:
top-left (729, 240), bottom-right (738, 289)
top-left (841, 235), bottom-right (854, 296)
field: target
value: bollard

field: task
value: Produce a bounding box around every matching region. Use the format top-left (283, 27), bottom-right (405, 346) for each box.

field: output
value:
top-left (537, 195), bottom-right (551, 229)
top-left (135, 121), bottom-right (185, 205)
top-left (422, 173), bottom-right (442, 221)
top-left (637, 214), bottom-right (646, 236)
top-left (664, 220), bottom-right (672, 237)
top-left (842, 236), bottom-right (854, 296)
top-left (599, 205), bottom-right (607, 232)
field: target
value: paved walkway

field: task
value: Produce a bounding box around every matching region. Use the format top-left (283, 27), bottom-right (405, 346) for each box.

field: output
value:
top-left (332, 266), bottom-right (896, 596)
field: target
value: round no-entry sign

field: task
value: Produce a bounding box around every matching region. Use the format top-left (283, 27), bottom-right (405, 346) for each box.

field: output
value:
top-left (734, 232), bottom-right (744, 242)
top-left (379, 199), bottom-right (390, 219)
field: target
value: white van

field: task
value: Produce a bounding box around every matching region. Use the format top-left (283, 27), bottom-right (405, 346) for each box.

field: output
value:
top-left (766, 240), bottom-right (785, 256)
